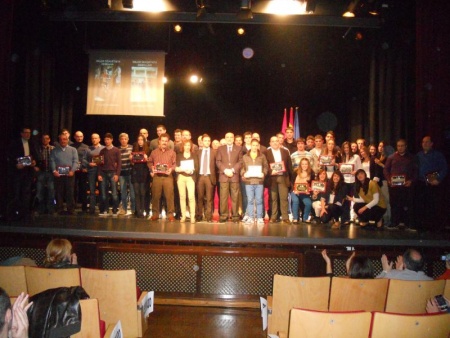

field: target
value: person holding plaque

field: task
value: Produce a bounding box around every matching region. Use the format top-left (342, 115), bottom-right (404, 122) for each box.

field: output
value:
top-left (319, 170), bottom-right (346, 229)
top-left (311, 169), bottom-right (328, 223)
top-left (175, 139), bottom-right (199, 223)
top-left (265, 136), bottom-right (293, 223)
top-left (320, 139), bottom-right (339, 179)
top-left (383, 139), bottom-right (418, 231)
top-left (347, 169), bottom-right (387, 228)
top-left (241, 139), bottom-right (268, 225)
top-left (50, 133), bottom-right (79, 215)
top-left (131, 135), bottom-right (150, 218)
top-left (290, 158), bottom-right (315, 224)
top-left (148, 133), bottom-right (176, 222)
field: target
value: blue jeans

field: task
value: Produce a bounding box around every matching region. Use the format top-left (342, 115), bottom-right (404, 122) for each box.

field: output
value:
top-left (245, 184), bottom-right (264, 219)
top-left (119, 175), bottom-right (135, 212)
top-left (290, 192), bottom-right (312, 221)
top-left (100, 171), bottom-right (119, 213)
top-left (87, 169), bottom-right (98, 212)
top-left (36, 171), bottom-right (55, 213)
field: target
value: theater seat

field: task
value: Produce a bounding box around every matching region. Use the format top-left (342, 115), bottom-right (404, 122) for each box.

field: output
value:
top-left (0, 266), bottom-right (27, 296)
top-left (25, 266), bottom-right (81, 296)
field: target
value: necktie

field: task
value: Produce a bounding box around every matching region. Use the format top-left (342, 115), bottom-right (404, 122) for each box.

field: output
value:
top-left (228, 146), bottom-right (231, 162)
top-left (202, 149), bottom-right (208, 175)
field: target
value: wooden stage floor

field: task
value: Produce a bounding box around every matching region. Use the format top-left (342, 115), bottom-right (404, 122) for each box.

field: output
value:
top-left (1, 213), bottom-right (449, 248)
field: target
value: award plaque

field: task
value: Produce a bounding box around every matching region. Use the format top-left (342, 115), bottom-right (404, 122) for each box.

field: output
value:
top-left (319, 155), bottom-right (333, 166)
top-left (270, 161), bottom-right (286, 173)
top-left (247, 165), bottom-right (262, 178)
top-left (92, 155), bottom-right (104, 165)
top-left (425, 171), bottom-right (439, 184)
top-left (57, 166), bottom-right (71, 176)
top-left (339, 163), bottom-right (354, 175)
top-left (179, 159), bottom-right (195, 171)
top-left (154, 163), bottom-right (169, 174)
top-left (311, 180), bottom-right (326, 192)
top-left (391, 174), bottom-right (406, 186)
top-left (17, 156), bottom-right (32, 166)
top-left (131, 152), bottom-right (146, 163)
top-left (294, 182), bottom-right (310, 194)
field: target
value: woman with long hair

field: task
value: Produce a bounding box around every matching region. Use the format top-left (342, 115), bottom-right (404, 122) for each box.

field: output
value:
top-left (130, 135), bottom-right (151, 218)
top-left (348, 169), bottom-right (386, 228)
top-left (359, 146), bottom-right (382, 185)
top-left (311, 169), bottom-right (328, 223)
top-left (320, 170), bottom-right (346, 229)
top-left (175, 139), bottom-right (199, 223)
top-left (322, 250), bottom-right (374, 278)
top-left (375, 141), bottom-right (391, 226)
top-left (44, 239), bottom-right (79, 268)
top-left (321, 139), bottom-right (339, 179)
top-left (291, 158), bottom-right (315, 224)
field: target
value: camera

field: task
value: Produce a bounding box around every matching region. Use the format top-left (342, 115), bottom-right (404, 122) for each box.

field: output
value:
top-left (435, 295), bottom-right (448, 311)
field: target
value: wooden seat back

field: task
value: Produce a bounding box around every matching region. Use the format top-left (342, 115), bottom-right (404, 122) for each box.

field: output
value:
top-left (269, 275), bottom-right (330, 336)
top-left (72, 298), bottom-right (102, 338)
top-left (25, 266), bottom-right (81, 296)
top-left (385, 279), bottom-right (445, 314)
top-left (329, 277), bottom-right (389, 312)
top-left (444, 279), bottom-right (450, 299)
top-left (80, 268), bottom-right (142, 338)
top-left (0, 266), bottom-right (27, 296)
top-left (370, 311), bottom-right (450, 338)
top-left (288, 308), bottom-right (372, 338)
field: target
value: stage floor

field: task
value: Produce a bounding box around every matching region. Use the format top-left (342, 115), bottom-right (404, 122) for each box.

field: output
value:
top-left (1, 213), bottom-right (449, 248)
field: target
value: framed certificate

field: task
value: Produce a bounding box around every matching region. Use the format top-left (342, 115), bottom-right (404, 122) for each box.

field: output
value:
top-left (270, 161), bottom-right (286, 173)
top-left (180, 159), bottom-right (194, 171)
top-left (92, 155), bottom-right (104, 165)
top-left (57, 166), bottom-right (71, 176)
top-left (247, 165), bottom-right (262, 178)
top-left (294, 182), bottom-right (310, 194)
top-left (339, 163), bottom-right (354, 175)
top-left (154, 163), bottom-right (169, 173)
top-left (17, 156), bottom-right (32, 166)
top-left (311, 180), bottom-right (326, 192)
top-left (131, 152), bottom-right (146, 163)
top-left (319, 155), bottom-right (333, 166)
top-left (391, 174), bottom-right (406, 186)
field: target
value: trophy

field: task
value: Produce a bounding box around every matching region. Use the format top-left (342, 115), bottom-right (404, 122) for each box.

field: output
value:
top-left (154, 163), bottom-right (169, 174)
top-left (57, 166), bottom-right (71, 176)
top-left (17, 156), bottom-right (32, 166)
top-left (131, 152), bottom-right (146, 163)
top-left (391, 175), bottom-right (406, 186)
top-left (92, 155), bottom-right (104, 165)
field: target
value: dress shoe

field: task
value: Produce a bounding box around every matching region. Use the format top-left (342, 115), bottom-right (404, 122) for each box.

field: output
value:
top-left (270, 218), bottom-right (279, 223)
top-left (150, 215), bottom-right (159, 221)
top-left (168, 216), bottom-right (175, 222)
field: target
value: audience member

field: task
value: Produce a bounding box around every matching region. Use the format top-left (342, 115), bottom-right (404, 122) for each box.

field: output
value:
top-left (321, 249), bottom-right (374, 278)
top-left (426, 296), bottom-right (450, 313)
top-left (43, 238), bottom-right (79, 269)
top-left (376, 248), bottom-right (433, 280)
top-left (0, 290), bottom-right (32, 338)
top-left (436, 253), bottom-right (450, 280)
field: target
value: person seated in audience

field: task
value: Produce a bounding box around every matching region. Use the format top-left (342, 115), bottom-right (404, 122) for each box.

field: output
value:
top-left (376, 248), bottom-right (433, 280)
top-left (347, 169), bottom-right (386, 228)
top-left (436, 253), bottom-right (450, 280)
top-left (311, 169), bottom-right (328, 223)
top-left (0, 289), bottom-right (32, 338)
top-left (426, 295), bottom-right (450, 313)
top-left (43, 238), bottom-right (79, 269)
top-left (319, 170), bottom-right (346, 229)
top-left (291, 158), bottom-right (315, 224)
top-left (321, 249), bottom-right (374, 278)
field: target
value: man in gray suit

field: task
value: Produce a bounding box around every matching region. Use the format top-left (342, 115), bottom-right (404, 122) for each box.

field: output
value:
top-left (216, 132), bottom-right (243, 223)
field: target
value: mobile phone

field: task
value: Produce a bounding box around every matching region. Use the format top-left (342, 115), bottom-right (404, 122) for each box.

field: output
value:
top-left (435, 295), bottom-right (448, 311)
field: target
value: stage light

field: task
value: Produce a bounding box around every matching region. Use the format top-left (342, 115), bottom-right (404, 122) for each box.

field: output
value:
top-left (237, 27), bottom-right (245, 35)
top-left (343, 0), bottom-right (359, 17)
top-left (163, 77), bottom-right (168, 84)
top-left (121, 0), bottom-right (174, 12)
top-left (237, 0), bottom-right (253, 20)
top-left (264, 0), bottom-right (307, 15)
top-left (189, 74), bottom-right (203, 84)
top-left (174, 24), bottom-right (182, 33)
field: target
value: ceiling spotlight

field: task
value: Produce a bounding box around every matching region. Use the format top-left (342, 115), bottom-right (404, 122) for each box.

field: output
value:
top-left (174, 24), bottom-right (182, 33)
top-left (237, 27), bottom-right (245, 35)
top-left (237, 0), bottom-right (253, 20)
top-left (343, 0), bottom-right (359, 17)
top-left (122, 0), bottom-right (133, 9)
top-left (189, 75), bottom-right (202, 84)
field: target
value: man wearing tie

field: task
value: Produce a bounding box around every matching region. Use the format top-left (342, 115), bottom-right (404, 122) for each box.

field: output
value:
top-left (196, 134), bottom-right (216, 222)
top-left (216, 132), bottom-right (243, 223)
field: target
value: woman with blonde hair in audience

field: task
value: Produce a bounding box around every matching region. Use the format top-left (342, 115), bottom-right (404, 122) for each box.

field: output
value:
top-left (131, 135), bottom-right (151, 218)
top-left (175, 139), bottom-right (199, 223)
top-left (44, 239), bottom-right (79, 268)
top-left (311, 169), bottom-right (328, 223)
top-left (291, 158), bottom-right (315, 224)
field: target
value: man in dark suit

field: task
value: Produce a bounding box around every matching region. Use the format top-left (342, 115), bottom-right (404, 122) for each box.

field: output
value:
top-left (265, 136), bottom-right (293, 223)
top-left (196, 134), bottom-right (217, 222)
top-left (7, 127), bottom-right (39, 219)
top-left (216, 132), bottom-right (243, 223)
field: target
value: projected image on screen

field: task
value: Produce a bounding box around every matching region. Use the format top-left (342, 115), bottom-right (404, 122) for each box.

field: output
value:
top-left (87, 51), bottom-right (165, 116)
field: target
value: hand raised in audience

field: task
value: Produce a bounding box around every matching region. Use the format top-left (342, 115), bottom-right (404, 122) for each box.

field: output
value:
top-left (321, 249), bottom-right (332, 275)
top-left (11, 292), bottom-right (33, 338)
top-left (70, 253), bottom-right (78, 265)
top-left (345, 251), bottom-right (356, 274)
top-left (395, 255), bottom-right (404, 270)
top-left (381, 254), bottom-right (393, 272)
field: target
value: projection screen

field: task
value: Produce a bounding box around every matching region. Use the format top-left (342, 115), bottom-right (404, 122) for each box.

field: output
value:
top-left (86, 50), bottom-right (165, 116)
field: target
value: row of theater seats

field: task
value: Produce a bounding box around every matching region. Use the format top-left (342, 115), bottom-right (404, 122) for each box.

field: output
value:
top-left (0, 266), bottom-right (149, 338)
top-left (288, 308), bottom-right (450, 338)
top-left (267, 274), bottom-right (450, 337)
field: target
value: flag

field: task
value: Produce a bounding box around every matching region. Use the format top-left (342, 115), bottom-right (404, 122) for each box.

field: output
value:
top-left (294, 106), bottom-right (300, 139)
top-left (281, 108), bottom-right (287, 135)
top-left (288, 107), bottom-right (294, 129)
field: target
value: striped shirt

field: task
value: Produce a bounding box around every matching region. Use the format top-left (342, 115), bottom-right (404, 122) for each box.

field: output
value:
top-left (119, 145), bottom-right (133, 176)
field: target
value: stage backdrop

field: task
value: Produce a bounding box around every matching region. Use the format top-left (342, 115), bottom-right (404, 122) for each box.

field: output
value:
top-left (86, 50), bottom-right (165, 116)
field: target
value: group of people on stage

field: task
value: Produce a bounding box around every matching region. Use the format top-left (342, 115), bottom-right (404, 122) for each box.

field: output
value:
top-left (7, 124), bottom-right (448, 231)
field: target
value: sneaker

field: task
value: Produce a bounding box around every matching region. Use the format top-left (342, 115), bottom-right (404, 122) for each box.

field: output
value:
top-left (244, 218), bottom-right (254, 224)
top-left (257, 218), bottom-right (265, 225)
top-left (99, 211), bottom-right (108, 217)
top-left (242, 215), bottom-right (250, 223)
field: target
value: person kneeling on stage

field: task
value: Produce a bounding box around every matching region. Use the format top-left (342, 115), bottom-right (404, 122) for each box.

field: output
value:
top-left (347, 169), bottom-right (386, 228)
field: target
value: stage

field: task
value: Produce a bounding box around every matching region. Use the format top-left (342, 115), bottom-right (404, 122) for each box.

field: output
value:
top-left (1, 214), bottom-right (448, 296)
